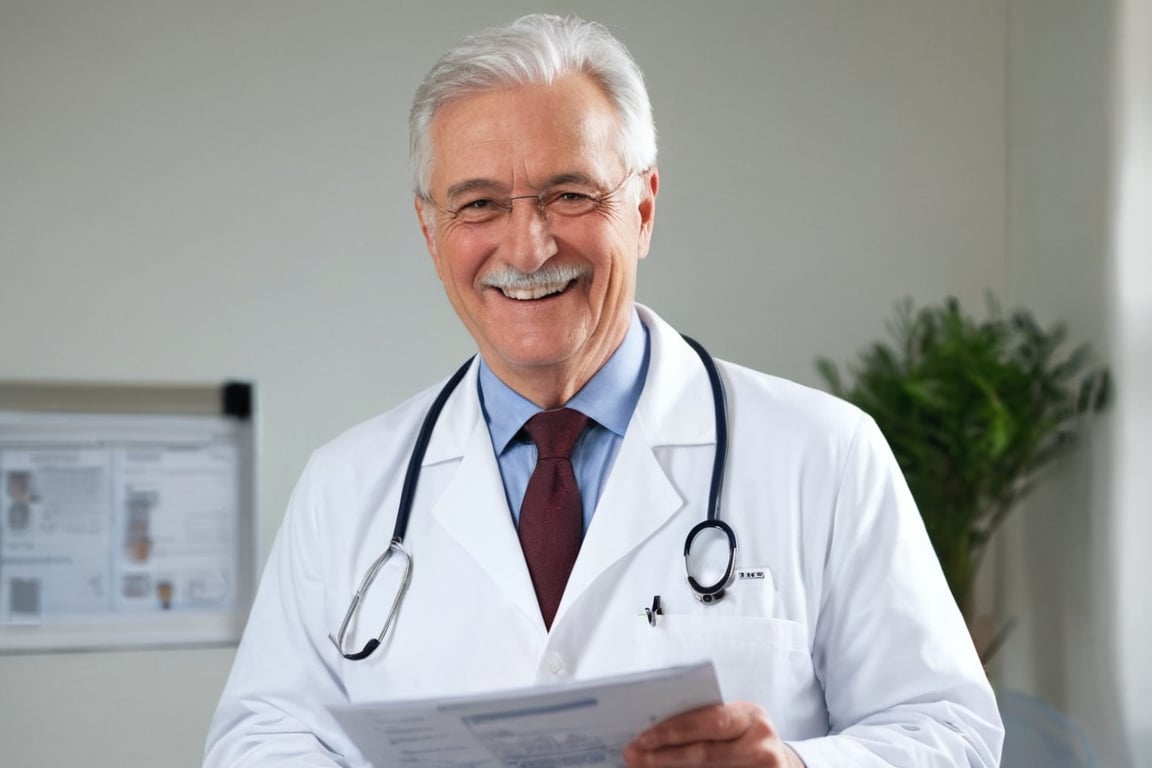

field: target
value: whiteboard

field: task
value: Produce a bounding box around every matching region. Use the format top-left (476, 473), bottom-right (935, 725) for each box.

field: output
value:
top-left (0, 382), bottom-right (256, 652)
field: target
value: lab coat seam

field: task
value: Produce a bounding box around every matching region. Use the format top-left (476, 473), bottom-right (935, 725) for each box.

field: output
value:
top-left (816, 410), bottom-right (869, 614)
top-left (808, 410), bottom-right (869, 695)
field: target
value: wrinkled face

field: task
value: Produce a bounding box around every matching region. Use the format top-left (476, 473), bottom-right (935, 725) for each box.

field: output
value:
top-left (416, 74), bottom-right (657, 404)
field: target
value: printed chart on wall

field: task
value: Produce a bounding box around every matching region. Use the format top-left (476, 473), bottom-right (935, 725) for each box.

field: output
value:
top-left (0, 403), bottom-right (256, 652)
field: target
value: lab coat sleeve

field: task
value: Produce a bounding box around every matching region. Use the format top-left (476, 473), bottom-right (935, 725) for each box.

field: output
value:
top-left (203, 455), bottom-right (354, 767)
top-left (788, 414), bottom-right (1004, 767)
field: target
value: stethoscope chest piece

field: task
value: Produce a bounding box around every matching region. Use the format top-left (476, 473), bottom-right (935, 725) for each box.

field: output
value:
top-left (683, 518), bottom-right (737, 604)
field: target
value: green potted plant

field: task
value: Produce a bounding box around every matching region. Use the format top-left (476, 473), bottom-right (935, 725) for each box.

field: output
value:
top-left (816, 296), bottom-right (1109, 656)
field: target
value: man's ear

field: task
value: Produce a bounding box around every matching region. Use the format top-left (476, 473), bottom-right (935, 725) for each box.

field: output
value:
top-left (636, 168), bottom-right (659, 260)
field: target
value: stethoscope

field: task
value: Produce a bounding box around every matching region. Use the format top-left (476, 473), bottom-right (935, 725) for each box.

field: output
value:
top-left (329, 335), bottom-right (736, 660)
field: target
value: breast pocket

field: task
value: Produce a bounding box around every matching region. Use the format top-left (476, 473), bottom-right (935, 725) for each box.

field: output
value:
top-left (634, 612), bottom-right (813, 709)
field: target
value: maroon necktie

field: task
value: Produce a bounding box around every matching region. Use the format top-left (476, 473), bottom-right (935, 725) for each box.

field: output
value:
top-left (518, 408), bottom-right (589, 629)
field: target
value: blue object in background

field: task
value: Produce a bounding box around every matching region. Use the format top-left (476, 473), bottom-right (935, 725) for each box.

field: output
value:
top-left (999, 688), bottom-right (1097, 767)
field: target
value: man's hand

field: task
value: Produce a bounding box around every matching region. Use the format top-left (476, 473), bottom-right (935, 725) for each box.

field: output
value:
top-left (622, 701), bottom-right (806, 767)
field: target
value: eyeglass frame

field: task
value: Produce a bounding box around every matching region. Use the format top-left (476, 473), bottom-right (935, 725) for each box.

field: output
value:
top-left (424, 170), bottom-right (641, 226)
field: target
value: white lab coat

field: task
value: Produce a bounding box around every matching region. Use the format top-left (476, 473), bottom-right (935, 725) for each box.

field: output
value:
top-left (204, 306), bottom-right (1003, 767)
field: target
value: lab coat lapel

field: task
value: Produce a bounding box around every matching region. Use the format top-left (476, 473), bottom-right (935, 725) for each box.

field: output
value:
top-left (422, 369), bottom-right (542, 626)
top-left (558, 417), bottom-right (683, 610)
top-left (557, 307), bottom-right (717, 621)
top-left (416, 311), bottom-right (719, 630)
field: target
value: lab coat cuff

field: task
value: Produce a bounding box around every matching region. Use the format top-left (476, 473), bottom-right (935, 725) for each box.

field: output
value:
top-left (786, 736), bottom-right (879, 767)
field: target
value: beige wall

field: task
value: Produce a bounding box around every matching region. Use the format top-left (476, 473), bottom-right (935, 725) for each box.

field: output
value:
top-left (0, 1), bottom-right (1143, 766)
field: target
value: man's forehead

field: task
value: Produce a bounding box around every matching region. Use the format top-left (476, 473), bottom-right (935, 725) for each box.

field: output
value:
top-left (425, 76), bottom-right (625, 193)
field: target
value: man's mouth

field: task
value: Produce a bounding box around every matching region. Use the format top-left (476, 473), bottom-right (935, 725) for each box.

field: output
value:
top-left (499, 280), bottom-right (574, 301)
top-left (481, 265), bottom-right (586, 301)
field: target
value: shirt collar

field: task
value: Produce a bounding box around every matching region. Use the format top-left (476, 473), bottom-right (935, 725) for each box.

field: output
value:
top-left (478, 309), bottom-right (650, 455)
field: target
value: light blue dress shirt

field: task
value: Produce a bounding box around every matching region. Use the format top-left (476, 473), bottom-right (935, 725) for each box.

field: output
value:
top-left (477, 310), bottom-right (650, 532)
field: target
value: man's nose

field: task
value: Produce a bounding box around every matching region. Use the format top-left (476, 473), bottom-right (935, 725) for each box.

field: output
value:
top-left (500, 197), bottom-right (558, 270)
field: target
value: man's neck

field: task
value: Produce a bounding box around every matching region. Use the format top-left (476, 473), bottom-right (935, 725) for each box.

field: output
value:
top-left (486, 327), bottom-right (632, 409)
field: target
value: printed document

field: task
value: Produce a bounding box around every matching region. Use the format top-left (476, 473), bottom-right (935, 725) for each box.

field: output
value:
top-left (329, 660), bottom-right (722, 767)
top-left (0, 412), bottom-right (241, 623)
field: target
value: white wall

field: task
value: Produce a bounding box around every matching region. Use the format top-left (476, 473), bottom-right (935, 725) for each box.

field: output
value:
top-left (1111, 0), bottom-right (1152, 759)
top-left (0, 1), bottom-right (1136, 766)
top-left (996, 2), bottom-right (1151, 766)
top-left (997, 0), bottom-right (1123, 762)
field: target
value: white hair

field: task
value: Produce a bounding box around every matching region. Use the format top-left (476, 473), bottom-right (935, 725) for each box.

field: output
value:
top-left (409, 14), bottom-right (657, 198)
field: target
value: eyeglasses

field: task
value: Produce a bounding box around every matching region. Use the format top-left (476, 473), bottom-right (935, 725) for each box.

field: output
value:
top-left (429, 172), bottom-right (637, 226)
top-left (328, 537), bottom-right (413, 660)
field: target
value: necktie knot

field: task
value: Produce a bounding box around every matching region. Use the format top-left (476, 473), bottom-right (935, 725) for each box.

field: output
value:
top-left (522, 408), bottom-right (588, 460)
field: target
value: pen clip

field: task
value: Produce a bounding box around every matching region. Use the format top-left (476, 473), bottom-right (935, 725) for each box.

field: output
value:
top-left (644, 595), bottom-right (663, 627)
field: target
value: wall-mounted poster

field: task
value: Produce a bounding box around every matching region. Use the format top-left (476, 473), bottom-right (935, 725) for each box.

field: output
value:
top-left (0, 382), bottom-right (255, 652)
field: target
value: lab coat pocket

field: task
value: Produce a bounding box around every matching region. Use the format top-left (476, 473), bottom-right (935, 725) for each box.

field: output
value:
top-left (634, 613), bottom-right (811, 706)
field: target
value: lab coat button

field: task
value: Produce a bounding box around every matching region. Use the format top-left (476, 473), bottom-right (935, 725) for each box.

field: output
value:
top-left (548, 653), bottom-right (565, 674)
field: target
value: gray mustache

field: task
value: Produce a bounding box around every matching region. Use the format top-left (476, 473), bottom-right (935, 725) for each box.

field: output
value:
top-left (480, 265), bottom-right (588, 290)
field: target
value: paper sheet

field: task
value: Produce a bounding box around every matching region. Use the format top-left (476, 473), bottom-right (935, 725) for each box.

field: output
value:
top-left (329, 661), bottom-right (722, 767)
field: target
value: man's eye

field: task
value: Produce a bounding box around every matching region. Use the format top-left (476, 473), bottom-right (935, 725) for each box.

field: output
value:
top-left (545, 191), bottom-right (599, 217)
top-left (547, 191), bottom-right (596, 209)
top-left (450, 198), bottom-right (503, 221)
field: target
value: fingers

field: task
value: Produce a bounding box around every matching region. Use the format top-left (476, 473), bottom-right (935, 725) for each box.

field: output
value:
top-left (624, 701), bottom-right (795, 767)
top-left (632, 702), bottom-right (756, 749)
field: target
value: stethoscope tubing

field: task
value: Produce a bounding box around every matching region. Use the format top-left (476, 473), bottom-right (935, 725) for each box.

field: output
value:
top-left (390, 356), bottom-right (474, 543)
top-left (391, 333), bottom-right (732, 603)
top-left (679, 335), bottom-right (728, 523)
top-left (332, 334), bottom-right (735, 659)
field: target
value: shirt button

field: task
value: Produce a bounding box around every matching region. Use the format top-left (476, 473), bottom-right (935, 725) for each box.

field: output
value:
top-left (548, 652), bottom-right (565, 674)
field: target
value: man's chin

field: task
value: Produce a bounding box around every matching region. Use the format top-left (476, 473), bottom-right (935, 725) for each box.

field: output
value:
top-left (492, 343), bottom-right (581, 371)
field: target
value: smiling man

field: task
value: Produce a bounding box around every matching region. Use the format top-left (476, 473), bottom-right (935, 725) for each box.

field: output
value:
top-left (415, 72), bottom-right (655, 408)
top-left (205, 14), bottom-right (1003, 768)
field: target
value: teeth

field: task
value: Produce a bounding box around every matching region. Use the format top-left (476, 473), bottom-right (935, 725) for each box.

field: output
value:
top-left (482, 266), bottom-right (585, 300)
top-left (501, 282), bottom-right (570, 300)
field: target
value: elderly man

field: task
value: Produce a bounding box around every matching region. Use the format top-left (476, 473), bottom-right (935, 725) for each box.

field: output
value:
top-left (205, 14), bottom-right (1003, 767)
